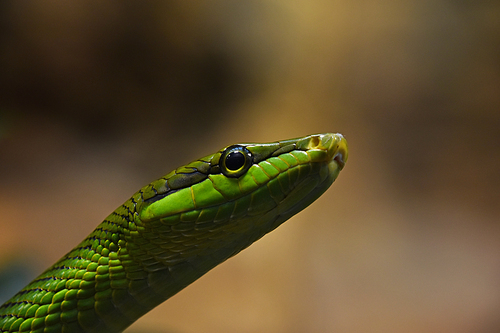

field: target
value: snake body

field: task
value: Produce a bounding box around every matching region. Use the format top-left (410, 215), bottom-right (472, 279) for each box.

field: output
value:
top-left (0, 133), bottom-right (348, 333)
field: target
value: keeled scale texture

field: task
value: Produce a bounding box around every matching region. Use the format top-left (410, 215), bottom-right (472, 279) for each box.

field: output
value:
top-left (0, 133), bottom-right (347, 333)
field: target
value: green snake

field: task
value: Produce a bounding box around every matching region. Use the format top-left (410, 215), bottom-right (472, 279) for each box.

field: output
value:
top-left (0, 133), bottom-right (348, 333)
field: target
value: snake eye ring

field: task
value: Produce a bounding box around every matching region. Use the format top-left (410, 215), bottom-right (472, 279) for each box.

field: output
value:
top-left (220, 145), bottom-right (253, 178)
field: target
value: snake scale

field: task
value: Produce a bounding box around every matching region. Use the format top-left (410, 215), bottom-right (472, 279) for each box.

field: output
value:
top-left (0, 133), bottom-right (348, 333)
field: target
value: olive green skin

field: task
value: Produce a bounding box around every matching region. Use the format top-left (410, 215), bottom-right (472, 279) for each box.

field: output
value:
top-left (0, 133), bottom-right (348, 333)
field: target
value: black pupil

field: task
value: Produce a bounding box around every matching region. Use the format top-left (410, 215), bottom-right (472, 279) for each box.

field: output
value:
top-left (226, 151), bottom-right (246, 171)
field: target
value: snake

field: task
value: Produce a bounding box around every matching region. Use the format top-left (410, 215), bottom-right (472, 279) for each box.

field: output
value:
top-left (0, 132), bottom-right (348, 333)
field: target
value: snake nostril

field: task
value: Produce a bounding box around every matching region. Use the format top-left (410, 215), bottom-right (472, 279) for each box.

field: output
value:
top-left (309, 136), bottom-right (320, 148)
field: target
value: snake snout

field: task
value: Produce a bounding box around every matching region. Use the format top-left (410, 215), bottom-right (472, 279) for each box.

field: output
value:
top-left (328, 133), bottom-right (348, 170)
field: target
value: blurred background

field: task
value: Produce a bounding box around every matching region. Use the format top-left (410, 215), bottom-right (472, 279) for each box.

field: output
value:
top-left (0, 1), bottom-right (499, 332)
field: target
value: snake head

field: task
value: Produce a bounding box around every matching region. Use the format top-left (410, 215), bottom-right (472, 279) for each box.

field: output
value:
top-left (127, 133), bottom-right (347, 275)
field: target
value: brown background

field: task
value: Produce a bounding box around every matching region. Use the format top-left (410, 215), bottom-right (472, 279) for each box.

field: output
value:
top-left (0, 1), bottom-right (499, 332)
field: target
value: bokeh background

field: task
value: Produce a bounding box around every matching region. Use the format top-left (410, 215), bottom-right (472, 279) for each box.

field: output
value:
top-left (1, 1), bottom-right (499, 332)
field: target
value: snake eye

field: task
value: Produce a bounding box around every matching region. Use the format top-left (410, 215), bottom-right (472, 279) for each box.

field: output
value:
top-left (220, 145), bottom-right (253, 178)
top-left (225, 151), bottom-right (246, 170)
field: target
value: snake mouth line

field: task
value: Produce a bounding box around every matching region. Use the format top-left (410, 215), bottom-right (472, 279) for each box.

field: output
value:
top-left (333, 151), bottom-right (346, 169)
